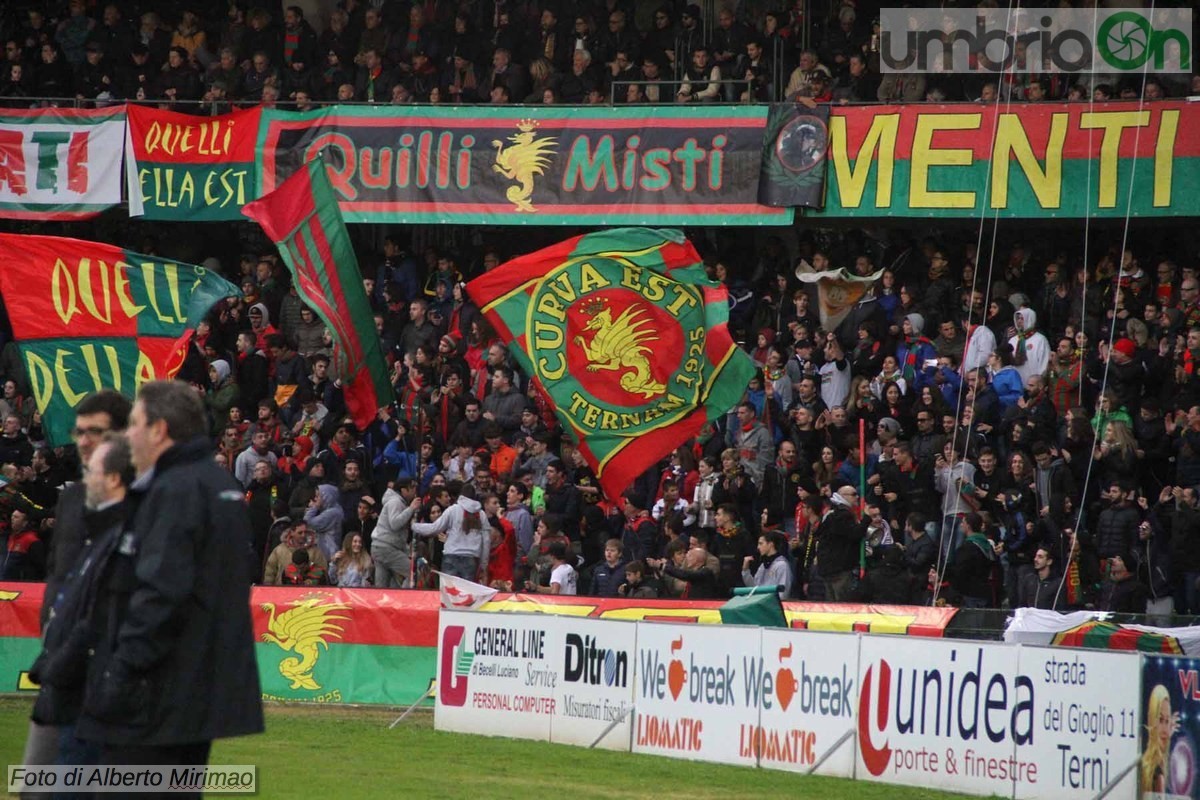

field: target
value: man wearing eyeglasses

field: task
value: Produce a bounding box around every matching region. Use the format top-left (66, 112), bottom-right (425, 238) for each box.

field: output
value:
top-left (23, 390), bottom-right (131, 793)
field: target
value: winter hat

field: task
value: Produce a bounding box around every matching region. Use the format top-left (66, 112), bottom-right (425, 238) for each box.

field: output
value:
top-left (210, 359), bottom-right (231, 383)
top-left (440, 333), bottom-right (459, 352)
top-left (877, 417), bottom-right (901, 436)
top-left (905, 313), bottom-right (925, 335)
top-left (1113, 338), bottom-right (1136, 358)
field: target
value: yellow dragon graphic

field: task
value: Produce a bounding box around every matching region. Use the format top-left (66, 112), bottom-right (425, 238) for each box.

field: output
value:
top-left (492, 119), bottom-right (557, 213)
top-left (574, 297), bottom-right (666, 399)
top-left (260, 596), bottom-right (350, 691)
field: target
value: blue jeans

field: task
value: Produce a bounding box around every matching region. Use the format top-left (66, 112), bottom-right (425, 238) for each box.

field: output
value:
top-left (939, 515), bottom-right (964, 563)
top-left (441, 554), bottom-right (479, 581)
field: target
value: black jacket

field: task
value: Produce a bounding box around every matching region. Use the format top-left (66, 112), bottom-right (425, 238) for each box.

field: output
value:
top-left (31, 501), bottom-right (127, 726)
top-left (1093, 501), bottom-right (1139, 561)
top-left (663, 562), bottom-right (720, 599)
top-left (948, 536), bottom-right (996, 602)
top-left (759, 460), bottom-right (806, 520)
top-left (815, 507), bottom-right (863, 578)
top-left (75, 437), bottom-right (264, 747)
top-left (41, 481), bottom-right (86, 627)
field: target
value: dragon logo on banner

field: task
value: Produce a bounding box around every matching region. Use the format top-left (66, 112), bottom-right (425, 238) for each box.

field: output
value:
top-left (575, 297), bottom-right (666, 400)
top-left (260, 595), bottom-right (350, 690)
top-left (492, 119), bottom-right (557, 212)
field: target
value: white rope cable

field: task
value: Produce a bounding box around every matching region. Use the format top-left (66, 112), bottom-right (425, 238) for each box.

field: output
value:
top-left (1078, 4), bottom-right (1101, 405)
top-left (932, 0), bottom-right (1020, 604)
top-left (1052, 3), bottom-right (1154, 609)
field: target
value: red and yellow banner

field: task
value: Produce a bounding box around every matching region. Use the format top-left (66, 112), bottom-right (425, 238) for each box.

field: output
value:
top-left (125, 105), bottom-right (261, 221)
top-left (0, 234), bottom-right (238, 445)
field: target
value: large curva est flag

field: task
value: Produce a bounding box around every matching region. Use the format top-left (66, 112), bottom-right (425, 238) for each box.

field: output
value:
top-left (0, 233), bottom-right (238, 446)
top-left (243, 156), bottom-right (394, 430)
top-left (467, 228), bottom-right (754, 500)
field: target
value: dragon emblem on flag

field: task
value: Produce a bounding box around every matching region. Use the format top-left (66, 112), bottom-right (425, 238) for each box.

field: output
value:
top-left (574, 297), bottom-right (666, 399)
top-left (260, 595), bottom-right (350, 690)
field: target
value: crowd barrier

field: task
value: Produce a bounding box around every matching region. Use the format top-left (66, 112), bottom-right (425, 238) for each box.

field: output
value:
top-left (435, 609), bottom-right (1181, 800)
top-left (0, 582), bottom-right (955, 706)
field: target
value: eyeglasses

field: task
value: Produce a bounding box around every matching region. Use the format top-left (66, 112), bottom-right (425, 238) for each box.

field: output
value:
top-left (72, 425), bottom-right (109, 440)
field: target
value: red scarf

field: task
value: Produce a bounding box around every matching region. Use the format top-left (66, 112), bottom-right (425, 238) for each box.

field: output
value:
top-left (437, 384), bottom-right (462, 442)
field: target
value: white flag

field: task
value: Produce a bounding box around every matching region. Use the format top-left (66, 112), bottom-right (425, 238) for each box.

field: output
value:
top-left (436, 571), bottom-right (498, 610)
top-left (796, 266), bottom-right (885, 331)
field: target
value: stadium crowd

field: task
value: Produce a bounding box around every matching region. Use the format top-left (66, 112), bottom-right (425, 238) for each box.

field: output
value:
top-left (0, 0), bottom-right (1198, 615)
top-left (2, 0), bottom-right (1198, 109)
top-left (0, 219), bottom-right (1196, 618)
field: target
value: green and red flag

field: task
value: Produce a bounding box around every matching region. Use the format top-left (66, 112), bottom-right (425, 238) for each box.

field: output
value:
top-left (467, 228), bottom-right (754, 500)
top-left (125, 105), bottom-right (262, 221)
top-left (1051, 621), bottom-right (1185, 655)
top-left (0, 233), bottom-right (238, 445)
top-left (242, 156), bottom-right (393, 429)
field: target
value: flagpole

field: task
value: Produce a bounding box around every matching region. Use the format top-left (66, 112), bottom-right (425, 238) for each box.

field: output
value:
top-left (859, 417), bottom-right (866, 506)
top-left (859, 417), bottom-right (867, 580)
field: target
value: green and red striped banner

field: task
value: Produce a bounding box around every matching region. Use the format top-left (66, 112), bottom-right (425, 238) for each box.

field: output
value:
top-left (467, 229), bottom-right (755, 500)
top-left (243, 157), bottom-right (394, 430)
top-left (815, 100), bottom-right (1198, 218)
top-left (0, 233), bottom-right (238, 445)
top-left (1051, 620), bottom-right (1185, 654)
top-left (125, 105), bottom-right (261, 221)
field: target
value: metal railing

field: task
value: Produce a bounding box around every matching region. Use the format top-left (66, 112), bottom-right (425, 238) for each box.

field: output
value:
top-left (606, 77), bottom-right (763, 106)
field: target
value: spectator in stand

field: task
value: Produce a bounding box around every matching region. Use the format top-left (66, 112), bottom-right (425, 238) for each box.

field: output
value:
top-left (329, 532), bottom-right (373, 587)
top-left (588, 538), bottom-right (626, 597)
top-left (742, 531), bottom-right (794, 595)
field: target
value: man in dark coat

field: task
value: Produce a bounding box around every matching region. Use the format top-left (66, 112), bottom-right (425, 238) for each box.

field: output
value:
top-left (75, 381), bottom-right (263, 768)
top-left (25, 390), bottom-right (130, 777)
top-left (811, 495), bottom-right (864, 601)
top-left (30, 432), bottom-right (133, 770)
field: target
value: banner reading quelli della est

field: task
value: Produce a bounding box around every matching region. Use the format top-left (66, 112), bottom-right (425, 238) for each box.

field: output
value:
top-left (0, 234), bottom-right (237, 445)
top-left (125, 105), bottom-right (261, 221)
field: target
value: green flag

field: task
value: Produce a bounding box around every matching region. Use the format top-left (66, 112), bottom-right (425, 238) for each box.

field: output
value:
top-left (467, 228), bottom-right (754, 499)
top-left (0, 233), bottom-right (238, 445)
top-left (243, 157), bottom-right (394, 428)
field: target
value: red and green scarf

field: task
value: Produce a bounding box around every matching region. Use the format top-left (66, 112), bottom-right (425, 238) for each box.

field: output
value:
top-left (902, 335), bottom-right (933, 383)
